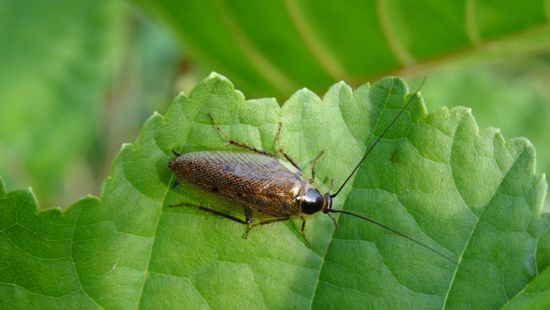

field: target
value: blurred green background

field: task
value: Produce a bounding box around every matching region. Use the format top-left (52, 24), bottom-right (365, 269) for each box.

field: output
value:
top-left (1, 0), bottom-right (549, 208)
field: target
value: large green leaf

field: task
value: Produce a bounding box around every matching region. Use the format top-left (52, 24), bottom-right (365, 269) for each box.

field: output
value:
top-left (0, 0), bottom-right (121, 205)
top-left (0, 75), bottom-right (548, 309)
top-left (133, 0), bottom-right (550, 98)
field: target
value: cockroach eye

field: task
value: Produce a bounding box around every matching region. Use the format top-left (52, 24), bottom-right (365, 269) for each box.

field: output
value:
top-left (297, 188), bottom-right (324, 214)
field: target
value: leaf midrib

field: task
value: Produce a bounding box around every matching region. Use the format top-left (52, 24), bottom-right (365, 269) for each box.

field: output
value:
top-left (441, 127), bottom-right (529, 309)
top-left (308, 80), bottom-right (396, 309)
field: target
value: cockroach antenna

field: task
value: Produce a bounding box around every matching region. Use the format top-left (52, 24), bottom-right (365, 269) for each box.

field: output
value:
top-left (331, 77), bottom-right (426, 199)
top-left (323, 78), bottom-right (457, 264)
top-left (327, 209), bottom-right (456, 264)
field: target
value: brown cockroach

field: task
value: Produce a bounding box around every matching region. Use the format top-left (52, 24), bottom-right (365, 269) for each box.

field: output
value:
top-left (168, 80), bottom-right (454, 263)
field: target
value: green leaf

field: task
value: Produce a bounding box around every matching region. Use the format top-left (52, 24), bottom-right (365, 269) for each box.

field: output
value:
top-left (0, 0), bottom-right (122, 204)
top-left (133, 0), bottom-right (550, 97)
top-left (502, 264), bottom-right (550, 309)
top-left (0, 75), bottom-right (548, 309)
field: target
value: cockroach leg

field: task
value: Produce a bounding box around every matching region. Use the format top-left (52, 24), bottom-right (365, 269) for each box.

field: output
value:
top-left (208, 113), bottom-right (275, 157)
top-left (229, 140), bottom-right (272, 157)
top-left (252, 217), bottom-right (290, 228)
top-left (243, 206), bottom-right (253, 224)
top-left (327, 213), bottom-right (338, 228)
top-left (272, 122), bottom-right (302, 171)
top-left (245, 217), bottom-right (290, 238)
top-left (169, 203), bottom-right (250, 225)
top-left (272, 122), bottom-right (283, 150)
top-left (300, 217), bottom-right (311, 248)
top-left (246, 217), bottom-right (290, 238)
top-left (309, 150), bottom-right (325, 182)
top-left (278, 148), bottom-right (301, 171)
top-left (171, 179), bottom-right (180, 189)
top-left (196, 206), bottom-right (252, 225)
top-left (242, 206), bottom-right (254, 238)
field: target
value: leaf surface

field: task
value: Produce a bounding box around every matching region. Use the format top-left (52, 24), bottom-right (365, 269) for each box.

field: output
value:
top-left (133, 0), bottom-right (550, 97)
top-left (0, 75), bottom-right (548, 309)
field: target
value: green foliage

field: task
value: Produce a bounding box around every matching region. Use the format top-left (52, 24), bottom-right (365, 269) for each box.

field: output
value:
top-left (134, 0), bottom-right (550, 98)
top-left (0, 0), bottom-right (122, 204)
top-left (0, 75), bottom-right (548, 309)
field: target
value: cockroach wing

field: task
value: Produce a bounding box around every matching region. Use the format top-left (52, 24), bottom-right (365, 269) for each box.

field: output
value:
top-left (169, 151), bottom-right (306, 217)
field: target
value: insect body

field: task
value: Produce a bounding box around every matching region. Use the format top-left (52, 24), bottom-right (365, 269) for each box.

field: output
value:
top-left (169, 79), bottom-right (455, 263)
top-left (169, 151), bottom-right (328, 218)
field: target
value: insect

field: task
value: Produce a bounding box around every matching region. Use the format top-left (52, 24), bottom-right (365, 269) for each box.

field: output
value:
top-left (169, 79), bottom-right (455, 263)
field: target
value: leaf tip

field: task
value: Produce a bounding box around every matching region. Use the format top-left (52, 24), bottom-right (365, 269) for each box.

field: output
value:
top-left (189, 72), bottom-right (248, 103)
top-left (206, 72), bottom-right (233, 86)
top-left (326, 80), bottom-right (353, 96)
top-left (152, 111), bottom-right (163, 119)
top-left (175, 91), bottom-right (186, 101)
top-left (333, 80), bottom-right (350, 88)
top-left (510, 136), bottom-right (538, 170)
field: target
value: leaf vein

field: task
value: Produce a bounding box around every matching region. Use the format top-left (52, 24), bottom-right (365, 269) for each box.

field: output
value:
top-left (214, 0), bottom-right (296, 94)
top-left (442, 133), bottom-right (531, 309)
top-left (283, 0), bottom-right (350, 80)
top-left (375, 0), bottom-right (415, 65)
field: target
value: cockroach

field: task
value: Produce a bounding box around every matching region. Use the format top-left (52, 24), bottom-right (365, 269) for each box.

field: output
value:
top-left (168, 79), bottom-right (455, 263)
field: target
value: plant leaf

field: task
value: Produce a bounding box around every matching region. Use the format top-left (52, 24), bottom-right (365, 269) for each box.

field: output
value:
top-left (0, 75), bottom-right (548, 309)
top-left (133, 0), bottom-right (550, 98)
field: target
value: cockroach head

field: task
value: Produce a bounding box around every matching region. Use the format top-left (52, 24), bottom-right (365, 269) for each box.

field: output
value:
top-left (322, 193), bottom-right (333, 214)
top-left (297, 188), bottom-right (326, 215)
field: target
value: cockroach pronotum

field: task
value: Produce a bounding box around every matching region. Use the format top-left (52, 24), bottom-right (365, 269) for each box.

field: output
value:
top-left (168, 79), bottom-right (455, 263)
